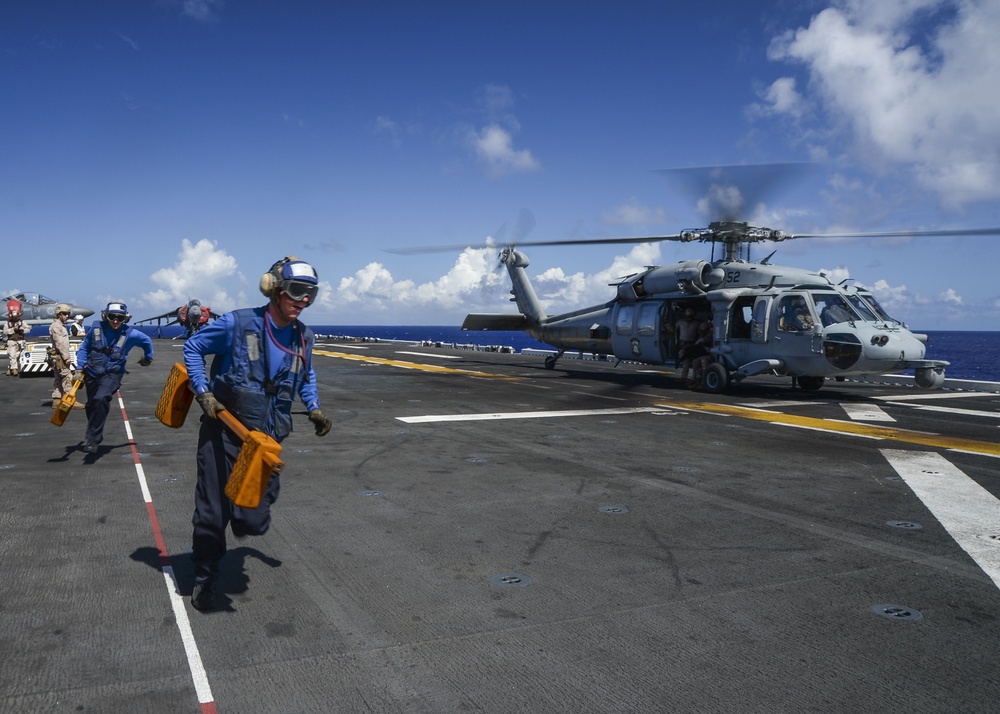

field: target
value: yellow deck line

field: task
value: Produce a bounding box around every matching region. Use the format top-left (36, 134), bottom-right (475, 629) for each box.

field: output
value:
top-left (313, 349), bottom-right (520, 380)
top-left (661, 401), bottom-right (1000, 457)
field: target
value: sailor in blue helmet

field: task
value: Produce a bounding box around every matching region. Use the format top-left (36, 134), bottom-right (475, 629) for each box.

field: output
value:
top-left (75, 301), bottom-right (154, 454)
top-left (183, 256), bottom-right (331, 611)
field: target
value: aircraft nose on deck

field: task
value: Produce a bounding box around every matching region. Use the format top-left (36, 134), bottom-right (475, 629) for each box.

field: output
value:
top-left (860, 329), bottom-right (927, 362)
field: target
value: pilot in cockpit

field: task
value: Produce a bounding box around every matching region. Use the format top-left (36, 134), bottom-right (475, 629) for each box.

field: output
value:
top-left (780, 296), bottom-right (815, 332)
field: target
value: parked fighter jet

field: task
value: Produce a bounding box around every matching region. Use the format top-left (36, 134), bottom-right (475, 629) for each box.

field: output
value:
top-left (135, 299), bottom-right (220, 338)
top-left (2, 293), bottom-right (94, 325)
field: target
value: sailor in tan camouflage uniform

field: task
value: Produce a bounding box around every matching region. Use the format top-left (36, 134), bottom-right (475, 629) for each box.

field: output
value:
top-left (48, 304), bottom-right (79, 405)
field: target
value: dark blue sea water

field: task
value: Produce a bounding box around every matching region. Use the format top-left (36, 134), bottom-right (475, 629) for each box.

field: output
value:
top-left (136, 324), bottom-right (1000, 383)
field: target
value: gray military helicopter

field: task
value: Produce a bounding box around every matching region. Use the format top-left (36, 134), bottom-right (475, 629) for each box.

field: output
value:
top-left (418, 167), bottom-right (1000, 393)
top-left (3, 292), bottom-right (94, 325)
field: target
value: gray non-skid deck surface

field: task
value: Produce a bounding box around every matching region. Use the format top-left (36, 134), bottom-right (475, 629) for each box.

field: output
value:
top-left (2, 342), bottom-right (999, 713)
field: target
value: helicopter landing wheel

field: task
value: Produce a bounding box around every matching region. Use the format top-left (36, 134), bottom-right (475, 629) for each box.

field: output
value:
top-left (703, 363), bottom-right (730, 394)
top-left (797, 375), bottom-right (825, 391)
top-left (544, 355), bottom-right (558, 370)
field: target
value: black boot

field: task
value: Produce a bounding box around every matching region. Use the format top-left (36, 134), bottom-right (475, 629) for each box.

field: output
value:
top-left (191, 581), bottom-right (215, 611)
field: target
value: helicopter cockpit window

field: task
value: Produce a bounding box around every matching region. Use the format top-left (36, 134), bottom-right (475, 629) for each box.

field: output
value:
top-left (615, 305), bottom-right (635, 336)
top-left (810, 293), bottom-right (856, 326)
top-left (857, 292), bottom-right (897, 323)
top-left (777, 295), bottom-right (816, 332)
top-left (636, 303), bottom-right (658, 336)
top-left (842, 293), bottom-right (880, 322)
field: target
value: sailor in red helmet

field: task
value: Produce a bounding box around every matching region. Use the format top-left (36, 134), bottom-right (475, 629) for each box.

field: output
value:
top-left (3, 301), bottom-right (31, 376)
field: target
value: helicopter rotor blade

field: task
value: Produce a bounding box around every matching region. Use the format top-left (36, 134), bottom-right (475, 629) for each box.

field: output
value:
top-left (787, 227), bottom-right (1000, 240)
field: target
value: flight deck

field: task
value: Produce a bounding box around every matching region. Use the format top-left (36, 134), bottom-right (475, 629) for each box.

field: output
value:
top-left (2, 340), bottom-right (999, 713)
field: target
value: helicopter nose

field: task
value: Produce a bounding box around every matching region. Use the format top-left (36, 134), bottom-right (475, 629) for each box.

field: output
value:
top-left (866, 331), bottom-right (925, 361)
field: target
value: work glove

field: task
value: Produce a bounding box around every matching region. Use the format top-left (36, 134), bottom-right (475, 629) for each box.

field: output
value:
top-left (196, 391), bottom-right (224, 420)
top-left (308, 409), bottom-right (332, 436)
top-left (138, 357), bottom-right (152, 366)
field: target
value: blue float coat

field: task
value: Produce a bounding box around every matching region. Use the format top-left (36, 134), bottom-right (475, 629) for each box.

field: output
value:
top-left (182, 306), bottom-right (320, 413)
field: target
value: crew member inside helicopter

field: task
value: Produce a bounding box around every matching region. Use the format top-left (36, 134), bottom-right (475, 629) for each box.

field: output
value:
top-left (675, 307), bottom-right (703, 383)
top-left (779, 295), bottom-right (816, 332)
top-left (813, 294), bottom-right (855, 326)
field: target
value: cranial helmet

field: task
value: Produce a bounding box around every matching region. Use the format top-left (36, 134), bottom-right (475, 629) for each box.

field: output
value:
top-left (102, 301), bottom-right (131, 323)
top-left (259, 256), bottom-right (319, 305)
top-left (56, 303), bottom-right (72, 315)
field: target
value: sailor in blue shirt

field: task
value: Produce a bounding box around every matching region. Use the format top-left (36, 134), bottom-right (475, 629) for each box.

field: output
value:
top-left (76, 301), bottom-right (154, 454)
top-left (183, 256), bottom-right (331, 612)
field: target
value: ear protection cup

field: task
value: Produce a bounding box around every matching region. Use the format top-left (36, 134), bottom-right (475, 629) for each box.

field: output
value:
top-left (259, 256), bottom-right (301, 298)
top-left (259, 272), bottom-right (278, 298)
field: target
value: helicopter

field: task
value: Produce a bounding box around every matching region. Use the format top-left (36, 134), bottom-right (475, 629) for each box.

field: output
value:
top-left (135, 299), bottom-right (220, 338)
top-left (3, 292), bottom-right (94, 326)
top-left (432, 169), bottom-right (1000, 393)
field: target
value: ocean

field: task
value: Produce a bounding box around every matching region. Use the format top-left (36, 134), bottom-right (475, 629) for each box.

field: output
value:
top-left (136, 324), bottom-right (1000, 383)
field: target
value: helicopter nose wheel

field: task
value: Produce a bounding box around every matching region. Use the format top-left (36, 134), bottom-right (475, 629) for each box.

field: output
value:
top-left (544, 350), bottom-right (564, 370)
top-left (703, 363), bottom-right (730, 393)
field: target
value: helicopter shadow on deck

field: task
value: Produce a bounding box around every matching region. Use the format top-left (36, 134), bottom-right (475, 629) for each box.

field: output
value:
top-left (130, 545), bottom-right (282, 613)
top-left (522, 359), bottom-right (873, 402)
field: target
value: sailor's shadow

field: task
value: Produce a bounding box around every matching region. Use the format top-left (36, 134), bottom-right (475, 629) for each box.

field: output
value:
top-left (47, 441), bottom-right (131, 463)
top-left (130, 546), bottom-right (282, 612)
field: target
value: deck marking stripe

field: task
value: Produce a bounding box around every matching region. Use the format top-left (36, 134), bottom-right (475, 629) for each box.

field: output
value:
top-left (874, 391), bottom-right (991, 401)
top-left (315, 349), bottom-right (519, 379)
top-left (840, 403), bottom-right (896, 422)
top-left (397, 406), bottom-right (669, 424)
top-left (659, 401), bottom-right (1000, 457)
top-left (771, 421), bottom-right (883, 439)
top-left (881, 449), bottom-right (1000, 591)
top-left (883, 402), bottom-right (1000, 419)
top-left (395, 350), bottom-right (464, 360)
top-left (116, 391), bottom-right (216, 708)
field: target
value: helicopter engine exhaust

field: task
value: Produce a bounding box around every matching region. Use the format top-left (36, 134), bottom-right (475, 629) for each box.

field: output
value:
top-left (619, 260), bottom-right (725, 301)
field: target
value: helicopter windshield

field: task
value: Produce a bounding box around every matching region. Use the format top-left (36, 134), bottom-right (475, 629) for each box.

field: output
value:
top-left (809, 292), bottom-right (858, 327)
top-left (842, 293), bottom-right (881, 322)
top-left (856, 291), bottom-right (898, 323)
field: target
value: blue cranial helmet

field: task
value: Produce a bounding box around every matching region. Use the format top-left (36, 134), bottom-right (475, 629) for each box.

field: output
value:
top-left (260, 256), bottom-right (319, 305)
top-left (102, 301), bottom-right (131, 323)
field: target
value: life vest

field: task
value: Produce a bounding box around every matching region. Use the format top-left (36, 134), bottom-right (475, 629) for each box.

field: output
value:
top-left (86, 326), bottom-right (130, 375)
top-left (209, 307), bottom-right (313, 441)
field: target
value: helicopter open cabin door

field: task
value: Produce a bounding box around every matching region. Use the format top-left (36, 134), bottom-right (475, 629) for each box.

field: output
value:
top-left (611, 302), bottom-right (664, 363)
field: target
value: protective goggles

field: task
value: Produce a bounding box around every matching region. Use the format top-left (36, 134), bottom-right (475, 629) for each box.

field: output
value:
top-left (283, 281), bottom-right (318, 304)
top-left (106, 314), bottom-right (127, 322)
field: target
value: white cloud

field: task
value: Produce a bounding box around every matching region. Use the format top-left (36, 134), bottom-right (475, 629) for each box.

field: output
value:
top-left (817, 266), bottom-right (852, 285)
top-left (463, 84), bottom-right (541, 177)
top-left (767, 0), bottom-right (1000, 207)
top-left (141, 239), bottom-right (239, 312)
top-left (468, 124), bottom-right (541, 177)
top-left (754, 76), bottom-right (804, 118)
top-left (938, 287), bottom-right (963, 305)
top-left (601, 198), bottom-right (667, 227)
top-left (319, 243), bottom-right (664, 322)
top-left (181, 0), bottom-right (223, 23)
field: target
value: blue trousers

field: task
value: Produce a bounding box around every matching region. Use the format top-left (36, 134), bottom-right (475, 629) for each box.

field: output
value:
top-left (82, 371), bottom-right (123, 445)
top-left (191, 416), bottom-right (281, 584)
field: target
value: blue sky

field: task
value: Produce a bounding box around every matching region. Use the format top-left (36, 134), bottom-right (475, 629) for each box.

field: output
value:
top-left (3, 0), bottom-right (999, 330)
